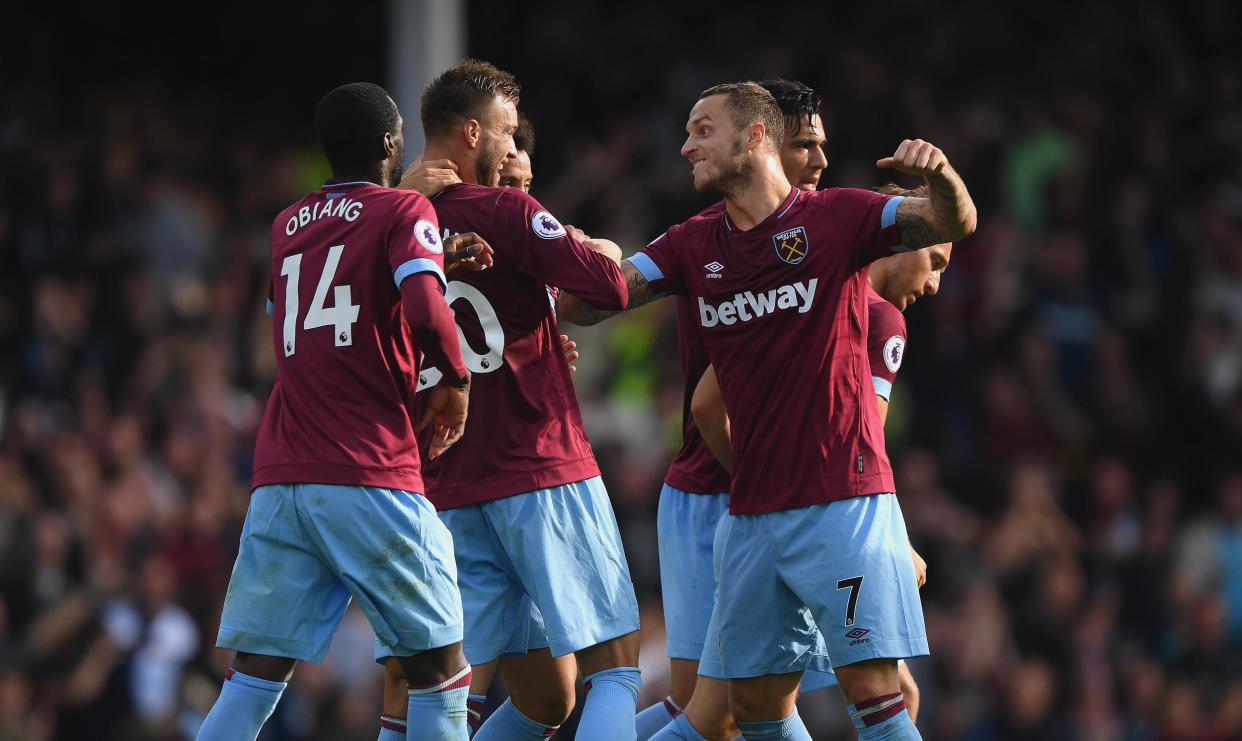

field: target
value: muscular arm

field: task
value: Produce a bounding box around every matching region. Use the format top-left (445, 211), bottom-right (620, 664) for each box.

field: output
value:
top-left (691, 365), bottom-right (733, 473)
top-left (877, 139), bottom-right (978, 250)
top-left (558, 257), bottom-right (663, 326)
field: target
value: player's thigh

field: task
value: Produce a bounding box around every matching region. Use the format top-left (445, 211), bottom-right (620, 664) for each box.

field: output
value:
top-left (776, 495), bottom-right (928, 679)
top-left (711, 514), bottom-right (822, 680)
top-left (658, 485), bottom-right (729, 663)
top-left (299, 485), bottom-right (463, 658)
top-left (217, 484), bottom-right (351, 663)
top-left (500, 648), bottom-right (577, 725)
top-left (489, 477), bottom-right (640, 657)
top-left (437, 505), bottom-right (530, 666)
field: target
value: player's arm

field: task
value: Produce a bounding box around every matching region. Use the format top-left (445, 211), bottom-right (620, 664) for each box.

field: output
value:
top-left (691, 365), bottom-right (733, 473)
top-left (557, 257), bottom-right (663, 326)
top-left (400, 273), bottom-right (471, 459)
top-left (876, 139), bottom-right (977, 249)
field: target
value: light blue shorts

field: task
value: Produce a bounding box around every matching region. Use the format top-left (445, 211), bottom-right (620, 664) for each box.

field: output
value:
top-left (698, 509), bottom-right (835, 682)
top-left (709, 494), bottom-right (927, 679)
top-left (218, 484), bottom-right (462, 663)
top-left (378, 476), bottom-right (639, 665)
top-left (657, 485), bottom-right (729, 661)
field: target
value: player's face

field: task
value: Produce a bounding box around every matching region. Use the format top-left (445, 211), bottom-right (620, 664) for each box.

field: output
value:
top-left (878, 242), bottom-right (953, 310)
top-left (681, 95), bottom-right (751, 195)
top-left (476, 96), bottom-right (519, 188)
top-left (498, 150), bottom-right (533, 192)
top-left (779, 114), bottom-right (827, 192)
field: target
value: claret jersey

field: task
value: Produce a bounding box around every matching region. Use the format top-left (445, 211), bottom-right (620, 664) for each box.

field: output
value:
top-left (636, 187), bottom-right (908, 514)
top-left (416, 183), bottom-right (628, 508)
top-left (253, 181), bottom-right (448, 494)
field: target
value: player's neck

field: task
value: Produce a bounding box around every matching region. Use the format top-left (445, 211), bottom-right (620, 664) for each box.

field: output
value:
top-left (723, 161), bottom-right (793, 231)
top-left (330, 169), bottom-right (386, 187)
top-left (422, 141), bottom-right (476, 185)
top-left (867, 264), bottom-right (886, 296)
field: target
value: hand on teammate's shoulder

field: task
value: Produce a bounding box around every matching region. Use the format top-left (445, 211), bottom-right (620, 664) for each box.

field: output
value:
top-left (400, 156), bottom-right (462, 197)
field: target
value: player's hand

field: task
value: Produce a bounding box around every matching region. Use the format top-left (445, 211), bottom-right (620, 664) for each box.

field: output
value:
top-left (561, 334), bottom-right (579, 373)
top-left (399, 157), bottom-right (461, 196)
top-left (876, 139), bottom-right (948, 178)
top-left (910, 545), bottom-right (927, 588)
top-left (444, 232), bottom-right (494, 272)
top-left (565, 224), bottom-right (591, 242)
top-left (417, 378), bottom-right (470, 459)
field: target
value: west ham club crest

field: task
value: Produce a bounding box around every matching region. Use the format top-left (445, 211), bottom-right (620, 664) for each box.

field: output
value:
top-left (773, 226), bottom-right (809, 265)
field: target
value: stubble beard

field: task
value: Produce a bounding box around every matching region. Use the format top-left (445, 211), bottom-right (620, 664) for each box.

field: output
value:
top-left (706, 139), bottom-right (753, 197)
top-left (476, 145), bottom-right (504, 188)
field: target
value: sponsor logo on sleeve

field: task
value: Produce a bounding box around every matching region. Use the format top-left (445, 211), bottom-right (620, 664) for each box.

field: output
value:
top-left (773, 225), bottom-right (809, 265)
top-left (883, 335), bottom-right (905, 373)
top-left (414, 219), bottom-right (442, 253)
top-left (531, 211), bottom-right (567, 239)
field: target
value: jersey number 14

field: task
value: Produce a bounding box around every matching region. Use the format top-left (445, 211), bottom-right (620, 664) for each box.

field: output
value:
top-left (279, 245), bottom-right (360, 356)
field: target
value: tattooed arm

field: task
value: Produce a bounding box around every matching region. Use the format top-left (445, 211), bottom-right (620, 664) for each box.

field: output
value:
top-left (558, 258), bottom-right (664, 326)
top-left (877, 139), bottom-right (978, 249)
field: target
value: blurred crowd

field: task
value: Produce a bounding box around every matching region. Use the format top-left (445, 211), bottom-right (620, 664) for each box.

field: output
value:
top-left (3, 1), bottom-right (1242, 739)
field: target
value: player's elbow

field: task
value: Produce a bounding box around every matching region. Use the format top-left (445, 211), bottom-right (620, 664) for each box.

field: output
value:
top-left (946, 203), bottom-right (978, 243)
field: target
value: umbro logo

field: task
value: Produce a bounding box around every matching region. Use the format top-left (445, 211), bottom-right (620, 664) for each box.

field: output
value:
top-left (847, 627), bottom-right (872, 646)
top-left (704, 261), bottom-right (724, 278)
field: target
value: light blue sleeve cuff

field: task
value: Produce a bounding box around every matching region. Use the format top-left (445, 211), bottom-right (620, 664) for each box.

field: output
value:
top-left (265, 299), bottom-right (274, 316)
top-left (628, 251), bottom-right (665, 284)
top-left (881, 195), bottom-right (905, 229)
top-left (872, 376), bottom-right (893, 401)
top-left (394, 258), bottom-right (448, 293)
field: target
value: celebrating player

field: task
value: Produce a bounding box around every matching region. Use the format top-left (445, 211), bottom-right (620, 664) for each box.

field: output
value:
top-left (685, 180), bottom-right (951, 739)
top-left (624, 82), bottom-right (975, 740)
top-left (375, 59), bottom-right (643, 741)
top-left (197, 83), bottom-right (489, 741)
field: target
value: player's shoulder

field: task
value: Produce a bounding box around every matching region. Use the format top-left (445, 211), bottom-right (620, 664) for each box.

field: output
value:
top-left (807, 186), bottom-right (893, 212)
top-left (662, 202), bottom-right (722, 244)
top-left (867, 286), bottom-right (907, 338)
top-left (491, 187), bottom-right (575, 241)
top-left (369, 185), bottom-right (434, 212)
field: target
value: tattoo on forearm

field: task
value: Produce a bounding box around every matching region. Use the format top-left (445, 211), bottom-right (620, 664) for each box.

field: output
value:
top-left (622, 261), bottom-right (654, 309)
top-left (927, 166), bottom-right (974, 239)
top-left (897, 211), bottom-right (942, 251)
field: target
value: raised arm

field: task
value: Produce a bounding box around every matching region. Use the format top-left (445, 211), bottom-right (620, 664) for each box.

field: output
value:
top-left (877, 139), bottom-right (977, 250)
top-left (558, 257), bottom-right (663, 326)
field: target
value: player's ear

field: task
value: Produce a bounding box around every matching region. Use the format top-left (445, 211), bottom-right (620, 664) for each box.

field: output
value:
top-left (748, 122), bottom-right (765, 152)
top-left (463, 118), bottom-right (482, 149)
top-left (382, 131), bottom-right (398, 159)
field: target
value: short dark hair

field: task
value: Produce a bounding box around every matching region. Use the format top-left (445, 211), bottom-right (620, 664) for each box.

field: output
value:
top-left (421, 58), bottom-right (521, 141)
top-left (513, 114), bottom-right (535, 156)
top-left (698, 81), bottom-right (784, 152)
top-left (758, 79), bottom-right (821, 138)
top-left (873, 183), bottom-right (929, 198)
top-left (315, 82), bottom-right (401, 175)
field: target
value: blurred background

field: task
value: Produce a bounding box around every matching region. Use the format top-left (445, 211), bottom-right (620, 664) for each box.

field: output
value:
top-left (3, 1), bottom-right (1242, 739)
